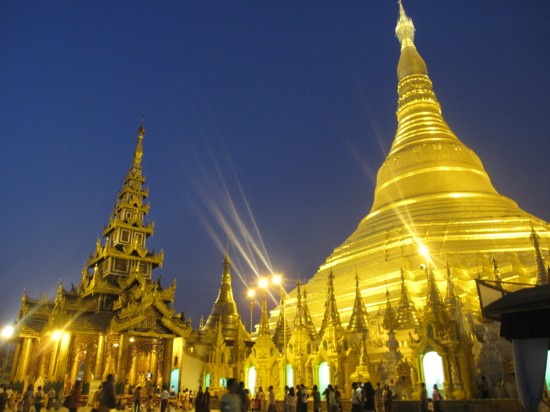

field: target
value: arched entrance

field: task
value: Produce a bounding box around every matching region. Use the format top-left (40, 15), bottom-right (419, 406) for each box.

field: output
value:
top-left (248, 367), bottom-right (257, 395)
top-left (423, 351), bottom-right (445, 396)
top-left (318, 362), bottom-right (330, 393)
top-left (286, 363), bottom-right (294, 388)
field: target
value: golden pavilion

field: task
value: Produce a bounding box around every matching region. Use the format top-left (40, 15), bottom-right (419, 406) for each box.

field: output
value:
top-left (8, 2), bottom-right (550, 403)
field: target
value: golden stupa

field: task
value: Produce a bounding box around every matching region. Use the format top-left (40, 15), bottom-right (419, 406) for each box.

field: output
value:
top-left (269, 1), bottom-right (550, 395)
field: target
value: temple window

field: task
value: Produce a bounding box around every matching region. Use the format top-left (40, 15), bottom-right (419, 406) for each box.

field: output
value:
top-left (121, 229), bottom-right (131, 244)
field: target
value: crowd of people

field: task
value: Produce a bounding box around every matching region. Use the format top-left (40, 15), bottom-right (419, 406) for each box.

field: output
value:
top-left (218, 379), bottom-right (446, 412)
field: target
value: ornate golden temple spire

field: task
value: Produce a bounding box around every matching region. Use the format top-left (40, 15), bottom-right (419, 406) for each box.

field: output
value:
top-left (444, 263), bottom-right (458, 307)
top-left (531, 227), bottom-right (548, 285)
top-left (425, 265), bottom-right (444, 310)
top-left (369, 2), bottom-right (501, 212)
top-left (319, 270), bottom-right (343, 336)
top-left (302, 288), bottom-right (318, 339)
top-left (396, 268), bottom-right (419, 329)
top-left (258, 285), bottom-right (270, 336)
top-left (347, 272), bottom-right (369, 333)
top-left (134, 120), bottom-right (145, 169)
top-left (382, 289), bottom-right (398, 332)
top-left (293, 279), bottom-right (306, 328)
top-left (203, 252), bottom-right (250, 340)
top-left (273, 292), bottom-right (291, 348)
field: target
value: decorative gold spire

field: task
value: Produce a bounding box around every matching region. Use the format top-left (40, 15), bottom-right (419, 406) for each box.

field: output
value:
top-left (258, 285), bottom-right (270, 336)
top-left (319, 270), bottom-right (343, 336)
top-left (369, 2), bottom-right (501, 212)
top-left (444, 263), bottom-right (458, 307)
top-left (273, 292), bottom-right (291, 348)
top-left (347, 272), bottom-right (369, 333)
top-left (382, 289), bottom-right (398, 332)
top-left (425, 265), bottom-right (444, 309)
top-left (203, 253), bottom-right (249, 340)
top-left (395, 1), bottom-right (427, 78)
top-left (134, 121), bottom-right (145, 169)
top-left (293, 279), bottom-right (306, 328)
top-left (396, 268), bottom-right (419, 329)
top-left (302, 288), bottom-right (318, 339)
top-left (531, 227), bottom-right (548, 285)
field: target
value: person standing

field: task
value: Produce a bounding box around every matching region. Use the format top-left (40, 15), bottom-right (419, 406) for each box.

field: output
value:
top-left (381, 385), bottom-right (392, 412)
top-left (46, 386), bottom-right (57, 411)
top-left (238, 382), bottom-right (248, 412)
top-left (267, 387), bottom-right (276, 412)
top-left (160, 386), bottom-right (171, 412)
top-left (351, 383), bottom-right (361, 412)
top-left (100, 374), bottom-right (118, 412)
top-left (195, 387), bottom-right (205, 412)
top-left (299, 385), bottom-right (307, 412)
top-left (22, 385), bottom-right (34, 412)
top-left (419, 383), bottom-right (428, 412)
top-left (286, 387), bottom-right (296, 412)
top-left (431, 385), bottom-right (442, 412)
top-left (221, 379), bottom-right (242, 412)
top-left (362, 382), bottom-right (375, 412)
top-left (68, 381), bottom-right (82, 412)
top-left (35, 386), bottom-right (45, 412)
top-left (204, 388), bottom-right (211, 412)
top-left (310, 386), bottom-right (320, 412)
top-left (374, 383), bottom-right (382, 412)
top-left (133, 386), bottom-right (142, 412)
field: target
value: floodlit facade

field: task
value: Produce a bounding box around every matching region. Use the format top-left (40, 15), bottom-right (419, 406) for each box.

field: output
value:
top-left (8, 3), bottom-right (549, 403)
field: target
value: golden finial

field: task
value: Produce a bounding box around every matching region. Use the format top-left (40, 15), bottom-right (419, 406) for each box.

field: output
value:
top-left (395, 0), bottom-right (415, 49)
top-left (134, 118), bottom-right (145, 168)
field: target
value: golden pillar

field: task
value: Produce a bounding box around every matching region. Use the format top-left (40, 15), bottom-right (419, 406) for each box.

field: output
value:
top-left (95, 334), bottom-right (105, 378)
top-left (162, 338), bottom-right (173, 387)
top-left (55, 333), bottom-right (72, 382)
top-left (14, 338), bottom-right (33, 382)
top-left (10, 341), bottom-right (21, 380)
top-left (48, 339), bottom-right (59, 381)
top-left (150, 348), bottom-right (158, 385)
top-left (116, 335), bottom-right (130, 383)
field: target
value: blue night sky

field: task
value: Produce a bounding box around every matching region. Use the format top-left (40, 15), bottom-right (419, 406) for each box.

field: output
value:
top-left (1, 1), bottom-right (549, 328)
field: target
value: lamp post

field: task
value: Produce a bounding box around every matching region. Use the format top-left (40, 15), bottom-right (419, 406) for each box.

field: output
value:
top-left (247, 289), bottom-right (257, 334)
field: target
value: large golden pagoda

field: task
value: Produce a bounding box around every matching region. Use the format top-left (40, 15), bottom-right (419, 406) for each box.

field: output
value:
top-left (265, 1), bottom-right (550, 399)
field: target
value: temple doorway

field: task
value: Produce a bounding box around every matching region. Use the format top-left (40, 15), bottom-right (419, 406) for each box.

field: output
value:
top-left (170, 369), bottom-right (180, 394)
top-left (423, 351), bottom-right (445, 396)
top-left (318, 362), bottom-right (330, 393)
top-left (286, 364), bottom-right (294, 388)
top-left (248, 367), bottom-right (257, 395)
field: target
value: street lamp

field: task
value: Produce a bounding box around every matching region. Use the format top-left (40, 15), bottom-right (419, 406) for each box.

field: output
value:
top-left (247, 289), bottom-right (257, 334)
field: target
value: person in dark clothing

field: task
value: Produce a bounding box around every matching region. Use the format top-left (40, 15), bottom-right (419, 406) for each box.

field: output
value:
top-left (100, 374), bottom-right (118, 412)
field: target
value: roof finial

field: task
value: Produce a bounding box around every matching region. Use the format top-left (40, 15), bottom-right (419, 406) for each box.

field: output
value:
top-left (134, 118), bottom-right (145, 168)
top-left (395, 0), bottom-right (415, 49)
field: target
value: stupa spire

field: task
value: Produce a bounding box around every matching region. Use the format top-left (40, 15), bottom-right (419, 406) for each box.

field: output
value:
top-left (293, 279), bottom-right (306, 328)
top-left (134, 121), bottom-right (145, 169)
top-left (396, 268), bottom-right (419, 329)
top-left (370, 2), bottom-right (501, 212)
top-left (203, 253), bottom-right (250, 340)
top-left (302, 288), bottom-right (318, 339)
top-left (383, 289), bottom-right (398, 332)
top-left (347, 272), bottom-right (369, 333)
top-left (258, 285), bottom-right (270, 336)
top-left (319, 270), bottom-right (343, 336)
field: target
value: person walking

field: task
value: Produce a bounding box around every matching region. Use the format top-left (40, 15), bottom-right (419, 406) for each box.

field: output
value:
top-left (432, 385), bottom-right (442, 412)
top-left (100, 374), bottom-right (117, 412)
top-left (221, 379), bottom-right (242, 412)
top-left (310, 386), bottom-right (320, 412)
top-left (419, 383), bottom-right (428, 412)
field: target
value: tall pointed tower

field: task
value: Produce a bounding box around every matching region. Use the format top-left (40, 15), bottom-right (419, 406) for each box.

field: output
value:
top-left (272, 2), bottom-right (550, 391)
top-left (85, 123), bottom-right (163, 285)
